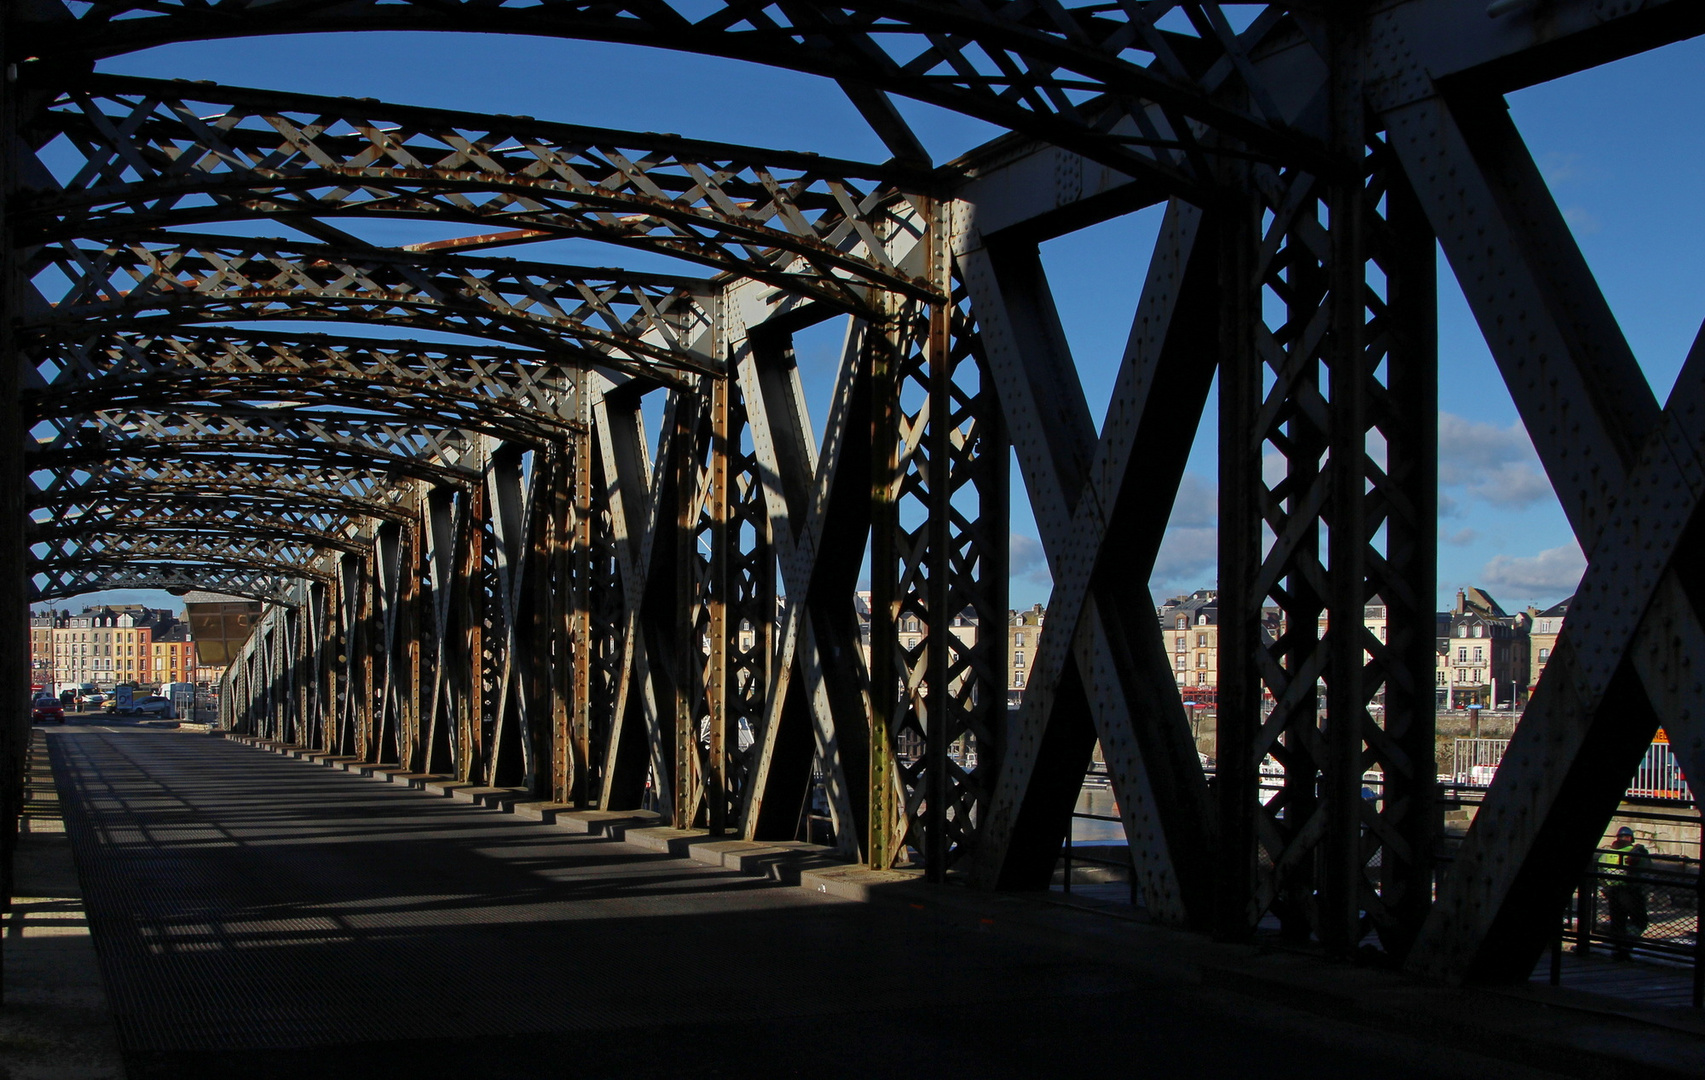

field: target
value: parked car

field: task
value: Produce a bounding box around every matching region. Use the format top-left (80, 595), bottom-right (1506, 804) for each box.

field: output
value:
top-left (130, 696), bottom-right (175, 719)
top-left (32, 697), bottom-right (64, 724)
top-left (82, 692), bottom-right (108, 708)
top-left (59, 690), bottom-right (76, 706)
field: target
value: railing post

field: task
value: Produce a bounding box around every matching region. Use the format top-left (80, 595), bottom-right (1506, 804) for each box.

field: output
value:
top-left (1694, 832), bottom-right (1703, 1008)
top-left (1576, 865), bottom-right (1595, 958)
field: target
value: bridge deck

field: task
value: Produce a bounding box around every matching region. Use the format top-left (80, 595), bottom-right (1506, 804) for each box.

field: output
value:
top-left (38, 725), bottom-right (1701, 1079)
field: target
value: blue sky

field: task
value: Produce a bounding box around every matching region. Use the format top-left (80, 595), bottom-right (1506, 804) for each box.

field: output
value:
top-left (41, 26), bottom-right (1705, 619)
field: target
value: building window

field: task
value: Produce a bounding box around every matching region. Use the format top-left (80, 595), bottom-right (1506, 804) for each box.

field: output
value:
top-left (1014, 633), bottom-right (1024, 647)
top-left (1014, 652), bottom-right (1025, 667)
top-left (1538, 648), bottom-right (1549, 663)
top-left (1197, 673), bottom-right (1208, 686)
top-left (1473, 625), bottom-right (1483, 638)
top-left (1196, 634), bottom-right (1207, 648)
top-left (1437, 671), bottom-right (1446, 686)
top-left (1013, 673), bottom-right (1024, 688)
top-left (1457, 647), bottom-right (1467, 662)
top-left (1473, 647), bottom-right (1483, 663)
top-left (1196, 654), bottom-right (1207, 668)
top-left (1177, 617), bottom-right (1187, 630)
top-left (1175, 657), bottom-right (1186, 671)
top-left (1458, 624), bottom-right (1467, 636)
top-left (1198, 614), bottom-right (1208, 625)
top-left (1175, 636), bottom-right (1186, 653)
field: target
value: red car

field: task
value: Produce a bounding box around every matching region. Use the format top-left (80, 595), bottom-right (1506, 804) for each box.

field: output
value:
top-left (31, 698), bottom-right (64, 724)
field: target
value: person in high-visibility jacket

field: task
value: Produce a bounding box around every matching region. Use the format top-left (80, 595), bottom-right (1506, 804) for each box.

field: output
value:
top-left (1597, 825), bottom-right (1651, 960)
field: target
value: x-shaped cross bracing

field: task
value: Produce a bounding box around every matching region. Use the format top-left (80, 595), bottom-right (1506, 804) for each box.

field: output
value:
top-left (959, 199), bottom-right (1221, 923)
top-left (1386, 89), bottom-right (1705, 983)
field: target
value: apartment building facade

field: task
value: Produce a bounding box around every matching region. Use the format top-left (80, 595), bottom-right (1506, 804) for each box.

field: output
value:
top-left (41, 606), bottom-right (182, 689)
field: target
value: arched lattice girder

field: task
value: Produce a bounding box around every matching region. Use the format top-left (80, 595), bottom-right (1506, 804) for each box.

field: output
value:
top-left (29, 432), bottom-right (479, 491)
top-left (30, 563), bottom-right (298, 604)
top-left (32, 519), bottom-right (369, 560)
top-left (23, 234), bottom-right (716, 380)
top-left (32, 489), bottom-right (415, 533)
top-left (34, 527), bottom-right (345, 567)
top-left (30, 409), bottom-right (483, 480)
top-left (21, 75), bottom-right (935, 313)
top-left (26, 332), bottom-right (585, 442)
top-left (14, 1), bottom-right (1311, 183)
top-left (28, 459), bottom-right (417, 512)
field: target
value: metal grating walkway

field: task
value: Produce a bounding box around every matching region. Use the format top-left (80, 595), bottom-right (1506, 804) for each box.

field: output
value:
top-left (47, 726), bottom-right (1586, 1079)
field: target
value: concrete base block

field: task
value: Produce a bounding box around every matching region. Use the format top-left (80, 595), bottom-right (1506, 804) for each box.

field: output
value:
top-left (552, 810), bottom-right (662, 835)
top-left (798, 865), bottom-right (922, 902)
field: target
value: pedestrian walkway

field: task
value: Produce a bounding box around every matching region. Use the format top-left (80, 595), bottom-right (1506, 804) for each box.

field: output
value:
top-left (32, 725), bottom-right (1705, 1079)
top-left (1533, 947), bottom-right (1701, 1010)
top-left (0, 728), bottom-right (124, 1080)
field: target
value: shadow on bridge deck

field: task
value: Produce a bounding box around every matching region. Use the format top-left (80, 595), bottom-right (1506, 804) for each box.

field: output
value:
top-left (28, 725), bottom-right (1705, 1080)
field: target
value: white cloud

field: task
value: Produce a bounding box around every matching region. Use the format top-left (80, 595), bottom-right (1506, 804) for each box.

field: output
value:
top-left (1009, 473), bottom-right (1221, 597)
top-left (1168, 472), bottom-right (1217, 529)
top-left (1441, 527), bottom-right (1478, 547)
top-left (1152, 526), bottom-right (1217, 586)
top-left (1562, 206), bottom-right (1601, 235)
top-left (1009, 531), bottom-right (1052, 588)
top-left (1540, 151), bottom-right (1582, 185)
top-left (1439, 413), bottom-right (1553, 509)
top-left (1480, 542), bottom-right (1586, 599)
top-left (1151, 472), bottom-right (1218, 589)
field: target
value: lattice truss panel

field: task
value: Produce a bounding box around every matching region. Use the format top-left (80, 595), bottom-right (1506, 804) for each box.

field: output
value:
top-left (1223, 118), bottom-right (1437, 954)
top-left (869, 263), bottom-right (1005, 875)
top-left (666, 370), bottom-right (776, 832)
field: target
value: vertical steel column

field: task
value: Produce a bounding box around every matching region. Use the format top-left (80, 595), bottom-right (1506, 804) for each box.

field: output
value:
top-left (338, 552), bottom-right (362, 756)
top-left (526, 448), bottom-right (555, 796)
top-left (706, 372), bottom-right (731, 834)
top-left (548, 438), bottom-right (574, 805)
top-left (1374, 138), bottom-right (1440, 953)
top-left (400, 512), bottom-right (423, 769)
top-left (461, 482), bottom-right (487, 783)
top-left (1215, 185), bottom-right (1266, 941)
top-left (1321, 20), bottom-right (1370, 955)
top-left (869, 307), bottom-right (902, 870)
top-left (571, 371), bottom-right (594, 805)
top-left (673, 388), bottom-right (700, 828)
top-left (314, 579), bottom-right (335, 751)
top-left (358, 546), bottom-right (380, 760)
top-left (923, 200), bottom-right (953, 882)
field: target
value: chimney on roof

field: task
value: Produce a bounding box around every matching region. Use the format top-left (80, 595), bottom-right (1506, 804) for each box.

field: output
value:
top-left (1455, 589), bottom-right (1466, 615)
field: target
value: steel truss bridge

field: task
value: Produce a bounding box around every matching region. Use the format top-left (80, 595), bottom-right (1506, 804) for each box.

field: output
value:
top-left (3, 0), bottom-right (1702, 989)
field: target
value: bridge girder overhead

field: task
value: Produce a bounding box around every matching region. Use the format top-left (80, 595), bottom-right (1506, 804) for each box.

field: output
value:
top-left (0, 0), bottom-right (1701, 993)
